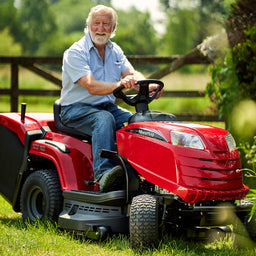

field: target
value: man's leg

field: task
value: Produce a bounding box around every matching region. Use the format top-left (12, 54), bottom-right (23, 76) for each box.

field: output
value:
top-left (61, 103), bottom-right (116, 179)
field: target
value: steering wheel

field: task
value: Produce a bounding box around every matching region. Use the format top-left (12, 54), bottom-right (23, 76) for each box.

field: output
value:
top-left (113, 79), bottom-right (164, 107)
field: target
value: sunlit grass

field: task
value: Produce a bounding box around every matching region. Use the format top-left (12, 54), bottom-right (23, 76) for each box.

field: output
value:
top-left (0, 196), bottom-right (255, 255)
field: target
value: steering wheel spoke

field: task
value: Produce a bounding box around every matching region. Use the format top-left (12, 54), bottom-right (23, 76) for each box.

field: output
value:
top-left (113, 79), bottom-right (164, 111)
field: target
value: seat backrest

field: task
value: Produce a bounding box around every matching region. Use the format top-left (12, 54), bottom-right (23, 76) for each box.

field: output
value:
top-left (53, 99), bottom-right (91, 142)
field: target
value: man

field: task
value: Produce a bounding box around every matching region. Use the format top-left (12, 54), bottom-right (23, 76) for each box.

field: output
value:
top-left (60, 5), bottom-right (162, 192)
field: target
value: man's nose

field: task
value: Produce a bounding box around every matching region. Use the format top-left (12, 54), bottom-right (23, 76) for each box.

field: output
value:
top-left (98, 23), bottom-right (105, 31)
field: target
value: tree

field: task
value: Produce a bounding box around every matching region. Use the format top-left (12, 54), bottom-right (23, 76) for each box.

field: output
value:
top-left (114, 8), bottom-right (158, 55)
top-left (0, 0), bottom-right (21, 43)
top-left (206, 0), bottom-right (256, 127)
top-left (50, 0), bottom-right (94, 34)
top-left (17, 0), bottom-right (57, 55)
top-left (160, 8), bottom-right (200, 55)
top-left (0, 0), bottom-right (17, 31)
top-left (159, 0), bottom-right (227, 56)
top-left (0, 28), bottom-right (22, 56)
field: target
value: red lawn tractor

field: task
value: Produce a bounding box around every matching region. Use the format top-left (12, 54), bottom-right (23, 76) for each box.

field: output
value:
top-left (0, 79), bottom-right (255, 248)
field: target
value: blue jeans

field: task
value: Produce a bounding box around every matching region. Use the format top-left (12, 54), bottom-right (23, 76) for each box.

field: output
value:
top-left (60, 102), bottom-right (132, 180)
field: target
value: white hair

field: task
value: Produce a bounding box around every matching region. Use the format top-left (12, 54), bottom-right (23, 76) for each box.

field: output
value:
top-left (84, 5), bottom-right (118, 38)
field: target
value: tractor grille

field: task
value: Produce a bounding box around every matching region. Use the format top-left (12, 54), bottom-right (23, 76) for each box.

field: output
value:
top-left (64, 201), bottom-right (121, 216)
top-left (177, 152), bottom-right (242, 190)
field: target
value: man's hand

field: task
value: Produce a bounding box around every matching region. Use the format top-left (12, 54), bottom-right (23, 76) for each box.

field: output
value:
top-left (149, 83), bottom-right (164, 99)
top-left (120, 75), bottom-right (138, 89)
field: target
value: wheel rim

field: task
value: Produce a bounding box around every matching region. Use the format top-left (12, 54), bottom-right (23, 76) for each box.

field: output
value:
top-left (27, 185), bottom-right (45, 220)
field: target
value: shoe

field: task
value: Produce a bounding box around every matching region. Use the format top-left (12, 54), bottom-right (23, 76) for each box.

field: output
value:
top-left (98, 166), bottom-right (123, 192)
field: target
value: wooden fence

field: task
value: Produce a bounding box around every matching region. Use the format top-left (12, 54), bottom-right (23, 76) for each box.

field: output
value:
top-left (0, 55), bottom-right (224, 123)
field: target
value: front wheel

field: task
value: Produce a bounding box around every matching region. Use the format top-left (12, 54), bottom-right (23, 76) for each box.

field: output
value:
top-left (20, 169), bottom-right (63, 223)
top-left (129, 194), bottom-right (161, 249)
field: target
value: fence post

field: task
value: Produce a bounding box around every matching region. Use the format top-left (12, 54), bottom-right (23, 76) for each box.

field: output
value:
top-left (10, 63), bottom-right (19, 112)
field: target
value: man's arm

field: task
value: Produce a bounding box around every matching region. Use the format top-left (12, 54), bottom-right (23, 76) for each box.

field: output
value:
top-left (77, 74), bottom-right (120, 95)
top-left (77, 68), bottom-right (144, 96)
top-left (77, 68), bottom-right (162, 98)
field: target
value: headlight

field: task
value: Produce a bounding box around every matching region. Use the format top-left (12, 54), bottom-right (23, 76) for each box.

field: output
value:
top-left (225, 133), bottom-right (236, 151)
top-left (171, 131), bottom-right (205, 150)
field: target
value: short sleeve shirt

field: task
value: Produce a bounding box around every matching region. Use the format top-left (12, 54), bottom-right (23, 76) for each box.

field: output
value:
top-left (60, 33), bottom-right (133, 106)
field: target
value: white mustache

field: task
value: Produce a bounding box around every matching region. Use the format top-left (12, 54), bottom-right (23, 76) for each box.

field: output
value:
top-left (95, 32), bottom-right (107, 36)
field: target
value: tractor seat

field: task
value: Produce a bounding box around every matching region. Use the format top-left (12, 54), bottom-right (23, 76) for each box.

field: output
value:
top-left (53, 99), bottom-right (91, 143)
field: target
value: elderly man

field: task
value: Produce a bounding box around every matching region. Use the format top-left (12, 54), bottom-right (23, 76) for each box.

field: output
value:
top-left (60, 5), bottom-right (161, 192)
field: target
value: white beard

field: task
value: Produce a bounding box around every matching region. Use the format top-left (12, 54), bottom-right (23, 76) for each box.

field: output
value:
top-left (90, 29), bottom-right (110, 45)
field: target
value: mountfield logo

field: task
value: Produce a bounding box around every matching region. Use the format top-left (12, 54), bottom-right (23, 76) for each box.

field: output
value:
top-left (138, 129), bottom-right (155, 137)
top-left (125, 128), bottom-right (167, 142)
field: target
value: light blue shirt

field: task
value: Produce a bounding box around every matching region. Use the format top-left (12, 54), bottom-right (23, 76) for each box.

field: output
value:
top-left (60, 33), bottom-right (133, 106)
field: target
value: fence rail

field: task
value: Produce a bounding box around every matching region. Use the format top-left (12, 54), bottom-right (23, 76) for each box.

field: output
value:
top-left (0, 55), bottom-right (224, 123)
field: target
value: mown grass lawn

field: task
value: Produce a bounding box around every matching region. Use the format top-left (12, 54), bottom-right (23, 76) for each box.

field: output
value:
top-left (0, 196), bottom-right (255, 256)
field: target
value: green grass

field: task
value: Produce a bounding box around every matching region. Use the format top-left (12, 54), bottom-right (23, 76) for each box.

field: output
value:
top-left (0, 196), bottom-right (255, 255)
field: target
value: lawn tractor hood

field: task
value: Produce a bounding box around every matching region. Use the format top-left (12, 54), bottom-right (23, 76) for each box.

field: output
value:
top-left (116, 121), bottom-right (249, 204)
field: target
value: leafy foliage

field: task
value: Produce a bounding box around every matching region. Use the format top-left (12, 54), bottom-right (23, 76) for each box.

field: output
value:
top-left (206, 52), bottom-right (239, 120)
top-left (238, 137), bottom-right (256, 217)
top-left (114, 9), bottom-right (158, 55)
top-left (0, 28), bottom-right (22, 56)
top-left (158, 0), bottom-right (227, 56)
top-left (0, 0), bottom-right (229, 58)
top-left (17, 0), bottom-right (57, 55)
top-left (233, 26), bottom-right (256, 101)
top-left (50, 0), bottom-right (94, 34)
top-left (161, 8), bottom-right (200, 55)
top-left (206, 24), bottom-right (256, 123)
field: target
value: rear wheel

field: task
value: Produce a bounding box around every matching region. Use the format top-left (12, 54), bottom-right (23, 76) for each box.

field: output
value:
top-left (20, 169), bottom-right (63, 223)
top-left (130, 194), bottom-right (161, 249)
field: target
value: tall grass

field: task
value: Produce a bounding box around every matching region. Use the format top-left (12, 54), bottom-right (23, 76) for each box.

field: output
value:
top-left (0, 196), bottom-right (255, 255)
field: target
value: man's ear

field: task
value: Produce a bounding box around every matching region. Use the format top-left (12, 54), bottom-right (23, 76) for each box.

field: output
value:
top-left (111, 23), bottom-right (116, 33)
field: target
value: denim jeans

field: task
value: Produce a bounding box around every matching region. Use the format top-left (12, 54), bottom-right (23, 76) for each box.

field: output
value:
top-left (60, 102), bottom-right (132, 180)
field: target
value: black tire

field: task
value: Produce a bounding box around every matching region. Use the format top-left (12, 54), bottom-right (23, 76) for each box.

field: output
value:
top-left (130, 194), bottom-right (161, 249)
top-left (20, 169), bottom-right (63, 223)
top-left (244, 211), bottom-right (256, 241)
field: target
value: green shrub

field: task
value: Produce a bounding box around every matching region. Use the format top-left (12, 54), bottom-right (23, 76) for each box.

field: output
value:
top-left (206, 25), bottom-right (256, 126)
top-left (238, 138), bottom-right (256, 218)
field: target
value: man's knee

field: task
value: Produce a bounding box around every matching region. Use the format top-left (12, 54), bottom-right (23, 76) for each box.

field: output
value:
top-left (94, 110), bottom-right (115, 127)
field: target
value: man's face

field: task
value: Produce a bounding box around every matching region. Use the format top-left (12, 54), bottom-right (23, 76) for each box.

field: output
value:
top-left (89, 11), bottom-right (114, 46)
